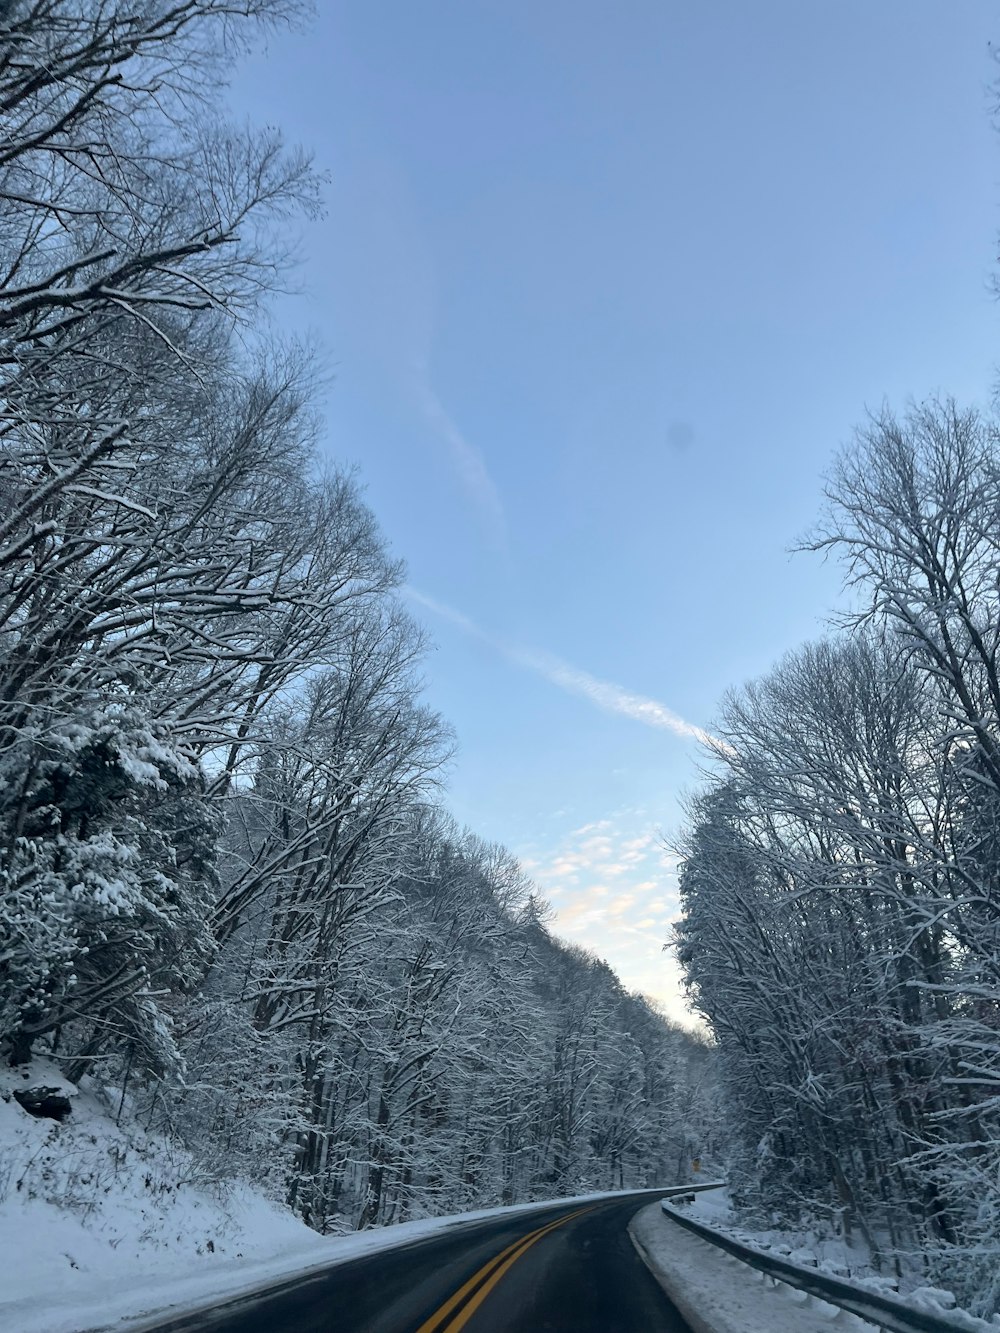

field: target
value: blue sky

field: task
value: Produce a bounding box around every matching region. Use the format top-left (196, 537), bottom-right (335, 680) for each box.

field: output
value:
top-left (230, 1), bottom-right (1000, 1021)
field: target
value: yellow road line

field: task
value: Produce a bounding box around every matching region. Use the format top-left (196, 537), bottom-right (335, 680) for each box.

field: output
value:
top-left (415, 1205), bottom-right (596, 1333)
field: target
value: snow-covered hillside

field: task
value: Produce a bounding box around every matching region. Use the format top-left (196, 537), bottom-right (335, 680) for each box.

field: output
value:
top-left (0, 1059), bottom-right (331, 1333)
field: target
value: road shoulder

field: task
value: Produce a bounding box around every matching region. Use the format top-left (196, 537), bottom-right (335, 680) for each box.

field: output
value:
top-left (628, 1201), bottom-right (854, 1333)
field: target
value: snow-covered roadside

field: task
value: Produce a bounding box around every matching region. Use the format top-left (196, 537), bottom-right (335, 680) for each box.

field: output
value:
top-left (70, 1191), bottom-right (665, 1333)
top-left (679, 1186), bottom-right (879, 1283)
top-left (0, 1058), bottom-right (327, 1333)
top-left (629, 1193), bottom-right (879, 1333)
top-left (32, 1191), bottom-right (672, 1333)
top-left (19, 1191), bottom-right (674, 1333)
top-left (630, 1190), bottom-right (998, 1333)
top-left (1, 1059), bottom-right (668, 1333)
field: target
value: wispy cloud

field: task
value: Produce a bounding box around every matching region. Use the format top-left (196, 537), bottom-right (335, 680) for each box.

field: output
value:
top-left (405, 586), bottom-right (718, 746)
top-left (405, 587), bottom-right (486, 639)
top-left (327, 158), bottom-right (506, 555)
top-left (510, 648), bottom-right (717, 746)
top-left (412, 362), bottom-right (507, 552)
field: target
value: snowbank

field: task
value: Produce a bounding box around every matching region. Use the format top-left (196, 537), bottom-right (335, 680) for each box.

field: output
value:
top-left (679, 1187), bottom-right (872, 1281)
top-left (631, 1190), bottom-right (999, 1333)
top-left (629, 1192), bottom-right (879, 1333)
top-left (0, 1059), bottom-right (331, 1333)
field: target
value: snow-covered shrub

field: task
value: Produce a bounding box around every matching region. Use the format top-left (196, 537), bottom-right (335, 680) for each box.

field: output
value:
top-left (0, 704), bottom-right (215, 1074)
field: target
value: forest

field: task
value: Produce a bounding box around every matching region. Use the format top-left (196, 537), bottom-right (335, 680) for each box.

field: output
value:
top-left (677, 402), bottom-right (1000, 1314)
top-left (0, 1), bottom-right (712, 1235)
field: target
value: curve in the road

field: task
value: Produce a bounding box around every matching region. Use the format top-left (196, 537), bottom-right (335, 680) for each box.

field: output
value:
top-left (134, 1191), bottom-right (693, 1333)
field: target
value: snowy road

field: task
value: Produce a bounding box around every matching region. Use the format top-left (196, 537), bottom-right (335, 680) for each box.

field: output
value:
top-left (131, 1192), bottom-right (692, 1333)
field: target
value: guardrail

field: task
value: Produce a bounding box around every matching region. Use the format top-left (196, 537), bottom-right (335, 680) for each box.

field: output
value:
top-left (660, 1201), bottom-right (981, 1333)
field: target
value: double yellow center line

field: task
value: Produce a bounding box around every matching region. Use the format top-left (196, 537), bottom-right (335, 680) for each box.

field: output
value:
top-left (415, 1205), bottom-right (596, 1333)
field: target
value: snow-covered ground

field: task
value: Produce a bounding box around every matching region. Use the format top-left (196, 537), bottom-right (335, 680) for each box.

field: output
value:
top-left (0, 1061), bottom-right (669, 1333)
top-left (630, 1188), bottom-right (995, 1333)
top-left (677, 1186), bottom-right (872, 1279)
top-left (0, 1058), bottom-right (336, 1333)
top-left (630, 1190), bottom-right (872, 1333)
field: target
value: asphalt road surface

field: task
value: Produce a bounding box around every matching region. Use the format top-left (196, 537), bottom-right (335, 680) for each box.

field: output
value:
top-left (135, 1191), bottom-right (693, 1333)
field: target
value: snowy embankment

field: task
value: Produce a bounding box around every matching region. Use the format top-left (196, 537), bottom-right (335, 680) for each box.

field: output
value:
top-left (1, 1060), bottom-right (663, 1333)
top-left (629, 1189), bottom-right (867, 1333)
top-left (630, 1189), bottom-right (996, 1333)
top-left (0, 1058), bottom-right (333, 1333)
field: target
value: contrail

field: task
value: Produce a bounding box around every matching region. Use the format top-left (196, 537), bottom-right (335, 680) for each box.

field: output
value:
top-left (411, 363), bottom-right (507, 553)
top-left (511, 648), bottom-right (718, 746)
top-left (404, 587), bottom-right (720, 747)
top-left (404, 587), bottom-right (490, 641)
